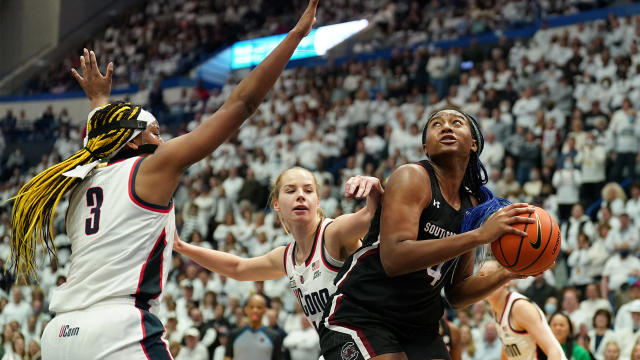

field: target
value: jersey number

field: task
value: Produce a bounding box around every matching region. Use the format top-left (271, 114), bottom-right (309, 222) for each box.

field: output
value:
top-left (85, 187), bottom-right (103, 235)
top-left (426, 263), bottom-right (444, 286)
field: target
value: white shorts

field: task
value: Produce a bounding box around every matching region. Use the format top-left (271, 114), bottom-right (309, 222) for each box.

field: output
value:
top-left (41, 300), bottom-right (172, 360)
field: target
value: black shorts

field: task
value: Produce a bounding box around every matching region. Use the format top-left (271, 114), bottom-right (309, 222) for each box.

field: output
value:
top-left (319, 294), bottom-right (450, 360)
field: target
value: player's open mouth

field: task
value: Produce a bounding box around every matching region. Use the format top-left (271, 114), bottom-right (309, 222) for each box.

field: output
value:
top-left (439, 134), bottom-right (457, 144)
top-left (293, 205), bottom-right (308, 214)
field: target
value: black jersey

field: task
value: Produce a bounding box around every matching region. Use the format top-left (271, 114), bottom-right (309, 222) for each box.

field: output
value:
top-left (327, 160), bottom-right (473, 338)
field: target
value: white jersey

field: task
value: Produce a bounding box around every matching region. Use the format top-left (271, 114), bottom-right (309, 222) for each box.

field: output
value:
top-left (496, 292), bottom-right (557, 360)
top-left (284, 218), bottom-right (343, 330)
top-left (50, 156), bottom-right (176, 315)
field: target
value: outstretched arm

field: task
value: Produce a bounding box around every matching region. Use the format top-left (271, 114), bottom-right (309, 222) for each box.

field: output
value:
top-left (136, 0), bottom-right (319, 206)
top-left (325, 176), bottom-right (384, 258)
top-left (173, 232), bottom-right (286, 281)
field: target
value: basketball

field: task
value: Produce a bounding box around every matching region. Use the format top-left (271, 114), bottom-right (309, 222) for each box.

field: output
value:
top-left (491, 206), bottom-right (562, 276)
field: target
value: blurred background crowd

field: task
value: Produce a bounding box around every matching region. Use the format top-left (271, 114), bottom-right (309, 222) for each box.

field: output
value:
top-left (1, 0), bottom-right (640, 359)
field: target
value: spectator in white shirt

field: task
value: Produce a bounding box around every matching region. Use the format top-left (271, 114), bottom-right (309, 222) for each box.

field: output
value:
top-left (222, 167), bottom-right (245, 203)
top-left (176, 328), bottom-right (209, 360)
top-left (561, 204), bottom-right (595, 254)
top-left (473, 322), bottom-right (502, 360)
top-left (512, 87), bottom-right (541, 130)
top-left (609, 98), bottom-right (639, 181)
top-left (568, 234), bottom-right (595, 288)
top-left (607, 213), bottom-right (639, 253)
top-left (362, 127), bottom-right (386, 160)
top-left (576, 133), bottom-right (607, 208)
top-left (479, 132), bottom-right (504, 174)
top-left (601, 243), bottom-right (640, 301)
top-left (579, 284), bottom-right (612, 327)
top-left (283, 317), bottom-right (320, 360)
top-left (552, 158), bottom-right (581, 223)
top-left (627, 183), bottom-right (640, 222)
top-left (615, 286), bottom-right (640, 330)
top-left (562, 288), bottom-right (590, 335)
top-left (2, 287), bottom-right (31, 327)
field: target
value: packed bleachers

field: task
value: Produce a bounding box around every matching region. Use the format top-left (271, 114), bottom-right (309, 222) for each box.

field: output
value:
top-left (1, 5), bottom-right (640, 360)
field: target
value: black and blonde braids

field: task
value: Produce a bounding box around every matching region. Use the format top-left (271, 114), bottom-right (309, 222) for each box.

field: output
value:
top-left (9, 102), bottom-right (142, 279)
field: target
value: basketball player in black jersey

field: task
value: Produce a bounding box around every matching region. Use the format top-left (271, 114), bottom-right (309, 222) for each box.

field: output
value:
top-left (319, 109), bottom-right (536, 360)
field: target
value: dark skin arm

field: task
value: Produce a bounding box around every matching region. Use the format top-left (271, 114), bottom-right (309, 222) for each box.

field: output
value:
top-left (379, 164), bottom-right (534, 278)
top-left (445, 250), bottom-right (520, 309)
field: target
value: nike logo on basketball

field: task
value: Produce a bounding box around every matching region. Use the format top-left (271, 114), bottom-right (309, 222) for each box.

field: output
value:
top-left (529, 215), bottom-right (541, 249)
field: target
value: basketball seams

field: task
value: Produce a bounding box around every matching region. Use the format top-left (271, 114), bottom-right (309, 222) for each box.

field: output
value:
top-left (512, 211), bottom-right (558, 274)
top-left (502, 212), bottom-right (534, 269)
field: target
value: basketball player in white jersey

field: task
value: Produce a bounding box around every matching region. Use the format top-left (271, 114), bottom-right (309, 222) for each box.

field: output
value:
top-left (482, 260), bottom-right (566, 360)
top-left (174, 167), bottom-right (383, 330)
top-left (9, 2), bottom-right (320, 359)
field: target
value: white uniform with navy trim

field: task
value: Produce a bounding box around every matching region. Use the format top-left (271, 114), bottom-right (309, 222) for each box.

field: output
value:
top-left (496, 292), bottom-right (559, 360)
top-left (42, 156), bottom-right (175, 360)
top-left (284, 218), bottom-right (343, 331)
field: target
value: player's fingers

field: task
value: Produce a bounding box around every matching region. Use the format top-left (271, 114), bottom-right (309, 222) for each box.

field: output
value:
top-left (506, 226), bottom-right (529, 238)
top-left (70, 68), bottom-right (83, 82)
top-left (344, 178), bottom-right (354, 195)
top-left (503, 203), bottom-right (531, 211)
top-left (506, 207), bottom-right (535, 217)
top-left (374, 180), bottom-right (384, 194)
top-left (80, 55), bottom-right (87, 76)
top-left (506, 216), bottom-right (536, 225)
top-left (90, 50), bottom-right (99, 72)
top-left (357, 180), bottom-right (373, 199)
top-left (105, 62), bottom-right (114, 79)
top-left (83, 48), bottom-right (91, 71)
top-left (350, 176), bottom-right (362, 194)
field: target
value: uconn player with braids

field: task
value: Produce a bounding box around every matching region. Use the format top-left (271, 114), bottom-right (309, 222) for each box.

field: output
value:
top-left (9, 1), bottom-right (319, 358)
top-left (174, 167), bottom-right (383, 331)
top-left (482, 260), bottom-right (565, 360)
top-left (319, 109), bottom-right (537, 360)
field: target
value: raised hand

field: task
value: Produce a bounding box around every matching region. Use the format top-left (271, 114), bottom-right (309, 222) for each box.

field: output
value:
top-left (71, 48), bottom-right (113, 109)
top-left (291, 0), bottom-right (319, 38)
top-left (476, 203), bottom-right (536, 245)
top-left (344, 175), bottom-right (384, 210)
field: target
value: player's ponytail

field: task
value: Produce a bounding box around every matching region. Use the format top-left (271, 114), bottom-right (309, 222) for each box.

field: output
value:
top-left (9, 102), bottom-right (143, 279)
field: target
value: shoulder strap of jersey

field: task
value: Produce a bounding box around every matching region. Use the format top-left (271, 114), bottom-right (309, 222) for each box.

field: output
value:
top-left (283, 243), bottom-right (292, 275)
top-left (415, 160), bottom-right (441, 203)
top-left (507, 292), bottom-right (534, 334)
top-left (319, 219), bottom-right (341, 272)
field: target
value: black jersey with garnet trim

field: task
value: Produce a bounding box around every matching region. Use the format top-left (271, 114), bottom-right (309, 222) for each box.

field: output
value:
top-left (328, 160), bottom-right (474, 337)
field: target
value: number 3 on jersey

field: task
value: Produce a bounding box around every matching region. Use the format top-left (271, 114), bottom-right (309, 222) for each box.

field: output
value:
top-left (85, 187), bottom-right (103, 235)
top-left (426, 263), bottom-right (444, 286)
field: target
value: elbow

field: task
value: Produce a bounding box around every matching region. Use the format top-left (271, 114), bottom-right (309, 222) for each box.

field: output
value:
top-left (234, 95), bottom-right (259, 118)
top-left (447, 295), bottom-right (465, 310)
top-left (380, 250), bottom-right (400, 277)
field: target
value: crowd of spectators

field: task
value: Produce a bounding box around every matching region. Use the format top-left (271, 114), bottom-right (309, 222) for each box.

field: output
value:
top-left (1, 8), bottom-right (640, 360)
top-left (20, 0), bottom-right (619, 96)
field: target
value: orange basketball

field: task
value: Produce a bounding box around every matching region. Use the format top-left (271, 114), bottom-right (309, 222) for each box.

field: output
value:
top-left (491, 206), bottom-right (562, 276)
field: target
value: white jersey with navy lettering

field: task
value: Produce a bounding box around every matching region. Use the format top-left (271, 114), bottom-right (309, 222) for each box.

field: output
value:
top-left (49, 156), bottom-right (176, 315)
top-left (497, 292), bottom-right (558, 360)
top-left (284, 218), bottom-right (343, 330)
